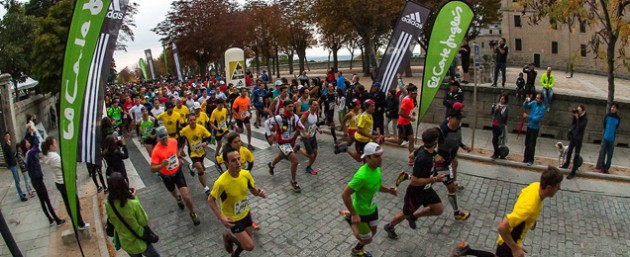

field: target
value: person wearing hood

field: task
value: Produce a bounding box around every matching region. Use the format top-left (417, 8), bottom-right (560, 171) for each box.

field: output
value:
top-left (562, 105), bottom-right (588, 179)
top-left (596, 103), bottom-right (620, 174)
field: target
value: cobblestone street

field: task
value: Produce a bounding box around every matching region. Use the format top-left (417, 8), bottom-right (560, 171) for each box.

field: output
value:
top-left (126, 130), bottom-right (630, 257)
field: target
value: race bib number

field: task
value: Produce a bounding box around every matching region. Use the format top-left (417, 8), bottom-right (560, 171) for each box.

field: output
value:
top-left (257, 97), bottom-right (263, 103)
top-left (279, 144), bottom-right (293, 156)
top-left (166, 154), bottom-right (178, 170)
top-left (143, 126), bottom-right (152, 135)
top-left (234, 199), bottom-right (249, 216)
top-left (218, 121), bottom-right (227, 130)
top-left (123, 114), bottom-right (128, 119)
top-left (191, 141), bottom-right (203, 152)
top-left (281, 131), bottom-right (292, 140)
top-left (241, 110), bottom-right (249, 118)
top-left (423, 181), bottom-right (433, 190)
top-left (308, 125), bottom-right (317, 135)
top-left (328, 102), bottom-right (335, 110)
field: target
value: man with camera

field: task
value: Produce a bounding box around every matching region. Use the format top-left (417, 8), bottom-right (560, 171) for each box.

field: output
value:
top-left (522, 63), bottom-right (537, 98)
top-left (562, 105), bottom-right (588, 179)
top-left (491, 38), bottom-right (509, 88)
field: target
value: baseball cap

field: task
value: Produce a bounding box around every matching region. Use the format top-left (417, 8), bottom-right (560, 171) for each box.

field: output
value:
top-left (351, 98), bottom-right (361, 107)
top-left (372, 82), bottom-right (381, 87)
top-left (361, 142), bottom-right (383, 159)
top-left (193, 102), bottom-right (201, 109)
top-left (447, 109), bottom-right (464, 119)
top-left (209, 90), bottom-right (216, 94)
top-left (155, 126), bottom-right (168, 140)
top-left (452, 102), bottom-right (464, 110)
top-left (364, 99), bottom-right (375, 107)
top-left (274, 80), bottom-right (282, 86)
top-left (220, 81), bottom-right (225, 85)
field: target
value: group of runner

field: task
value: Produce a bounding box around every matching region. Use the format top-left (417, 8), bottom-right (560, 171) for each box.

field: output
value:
top-left (104, 70), bottom-right (564, 257)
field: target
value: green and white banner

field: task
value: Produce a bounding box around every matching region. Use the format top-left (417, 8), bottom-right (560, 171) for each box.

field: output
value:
top-left (60, 0), bottom-right (128, 235)
top-left (418, 1), bottom-right (474, 124)
top-left (139, 58), bottom-right (148, 80)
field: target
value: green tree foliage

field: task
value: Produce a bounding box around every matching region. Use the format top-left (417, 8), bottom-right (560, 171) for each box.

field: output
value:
top-left (0, 0), bottom-right (39, 99)
top-left (25, 0), bottom-right (60, 17)
top-left (520, 0), bottom-right (630, 107)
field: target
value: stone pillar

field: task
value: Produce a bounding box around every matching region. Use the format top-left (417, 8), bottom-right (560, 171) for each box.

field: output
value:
top-left (0, 74), bottom-right (18, 143)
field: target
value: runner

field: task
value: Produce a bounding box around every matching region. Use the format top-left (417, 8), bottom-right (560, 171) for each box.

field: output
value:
top-left (210, 98), bottom-right (229, 157)
top-left (107, 99), bottom-right (124, 131)
top-left (150, 126), bottom-right (201, 226)
top-left (385, 84), bottom-right (418, 153)
top-left (263, 100), bottom-right (306, 192)
top-left (137, 108), bottom-right (157, 155)
top-left (347, 100), bottom-right (380, 162)
top-left (268, 85), bottom-right (290, 117)
top-left (232, 87), bottom-right (255, 151)
top-left (208, 148), bottom-right (267, 257)
top-left (340, 142), bottom-right (397, 257)
top-left (298, 99), bottom-right (321, 175)
top-left (296, 87), bottom-right (310, 117)
top-left (216, 132), bottom-right (255, 172)
top-left (252, 82), bottom-right (269, 128)
top-left (174, 98), bottom-right (190, 157)
top-left (384, 127), bottom-right (447, 239)
top-left (339, 98), bottom-right (362, 151)
top-left (179, 113), bottom-right (212, 195)
top-left (450, 166), bottom-right (564, 257)
top-left (320, 82), bottom-right (340, 146)
top-left (192, 102), bottom-right (210, 131)
top-left (155, 102), bottom-right (182, 139)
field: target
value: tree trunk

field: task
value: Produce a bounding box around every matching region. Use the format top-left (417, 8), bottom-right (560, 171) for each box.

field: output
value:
top-left (361, 45), bottom-right (367, 75)
top-left (332, 48), bottom-right (339, 72)
top-left (266, 58), bottom-right (272, 81)
top-left (254, 49), bottom-right (260, 72)
top-left (363, 37), bottom-right (378, 77)
top-left (305, 56), bottom-right (311, 71)
top-left (606, 38), bottom-right (616, 110)
top-left (327, 51), bottom-right (331, 70)
top-left (349, 51), bottom-right (354, 70)
top-left (297, 50), bottom-right (306, 73)
top-left (275, 47), bottom-right (280, 78)
top-left (405, 61), bottom-right (412, 77)
top-left (288, 52), bottom-right (294, 75)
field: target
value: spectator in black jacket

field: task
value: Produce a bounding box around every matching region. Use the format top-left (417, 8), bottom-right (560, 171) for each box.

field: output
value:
top-left (523, 63), bottom-right (537, 98)
top-left (21, 131), bottom-right (65, 225)
top-left (369, 82), bottom-right (386, 135)
top-left (102, 134), bottom-right (129, 181)
top-left (443, 80), bottom-right (464, 118)
top-left (563, 105), bottom-right (588, 179)
top-left (384, 89), bottom-right (400, 138)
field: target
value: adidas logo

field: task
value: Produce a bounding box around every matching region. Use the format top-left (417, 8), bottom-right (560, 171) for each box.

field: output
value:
top-left (401, 12), bottom-right (423, 29)
top-left (106, 0), bottom-right (124, 20)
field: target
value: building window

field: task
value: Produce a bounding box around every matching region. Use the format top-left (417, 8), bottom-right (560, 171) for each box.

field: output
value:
top-left (482, 42), bottom-right (485, 48)
top-left (552, 41), bottom-right (558, 54)
top-left (581, 44), bottom-right (587, 57)
top-left (580, 21), bottom-right (586, 33)
top-left (489, 29), bottom-right (493, 34)
top-left (514, 15), bottom-right (522, 27)
top-left (515, 38), bottom-right (522, 51)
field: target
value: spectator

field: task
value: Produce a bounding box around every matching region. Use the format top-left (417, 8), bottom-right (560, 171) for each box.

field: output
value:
top-left (515, 72), bottom-right (526, 100)
top-left (41, 136), bottom-right (90, 230)
top-left (369, 82), bottom-right (386, 135)
top-left (384, 89), bottom-right (399, 138)
top-left (15, 140), bottom-right (35, 198)
top-left (336, 71), bottom-right (346, 95)
top-left (540, 67), bottom-right (555, 111)
top-left (522, 94), bottom-right (547, 166)
top-left (3, 132), bottom-right (27, 201)
top-left (492, 37), bottom-right (509, 88)
top-left (298, 71), bottom-right (310, 87)
top-left (102, 134), bottom-right (130, 181)
top-left (260, 70), bottom-right (268, 83)
top-left (490, 94), bottom-right (509, 160)
top-left (596, 103), bottom-right (620, 174)
top-left (106, 172), bottom-right (161, 257)
top-left (459, 38), bottom-right (471, 84)
top-left (563, 105), bottom-right (588, 179)
top-left (523, 63), bottom-right (537, 98)
top-left (443, 80), bottom-right (464, 118)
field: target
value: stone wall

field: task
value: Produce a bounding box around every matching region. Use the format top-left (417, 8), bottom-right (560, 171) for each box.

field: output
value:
top-left (12, 94), bottom-right (57, 140)
top-left (422, 84), bottom-right (629, 146)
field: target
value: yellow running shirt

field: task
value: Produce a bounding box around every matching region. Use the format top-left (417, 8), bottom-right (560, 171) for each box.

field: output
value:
top-left (210, 108), bottom-right (229, 136)
top-left (216, 146), bottom-right (254, 166)
top-left (348, 111), bottom-right (360, 130)
top-left (497, 182), bottom-right (543, 247)
top-left (210, 169), bottom-right (255, 221)
top-left (179, 125), bottom-right (211, 157)
top-left (354, 112), bottom-right (373, 143)
top-left (156, 112), bottom-right (181, 136)
top-left (196, 111), bottom-right (210, 128)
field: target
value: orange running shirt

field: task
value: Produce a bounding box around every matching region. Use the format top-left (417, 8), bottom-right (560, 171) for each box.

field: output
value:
top-left (151, 138), bottom-right (179, 176)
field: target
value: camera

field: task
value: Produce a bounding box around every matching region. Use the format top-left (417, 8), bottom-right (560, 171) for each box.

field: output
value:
top-left (489, 40), bottom-right (498, 48)
top-left (572, 108), bottom-right (579, 113)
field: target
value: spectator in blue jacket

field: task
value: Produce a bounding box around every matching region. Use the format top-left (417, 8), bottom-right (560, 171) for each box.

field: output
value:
top-left (336, 71), bottom-right (346, 95)
top-left (596, 103), bottom-right (620, 174)
top-left (522, 93), bottom-right (546, 166)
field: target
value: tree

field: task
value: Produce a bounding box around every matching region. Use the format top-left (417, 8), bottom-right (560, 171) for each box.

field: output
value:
top-left (520, 0), bottom-right (630, 108)
top-left (117, 66), bottom-right (136, 83)
top-left (345, 33), bottom-right (362, 70)
top-left (275, 0), bottom-right (317, 73)
top-left (25, 0), bottom-right (60, 17)
top-left (0, 0), bottom-right (39, 100)
top-left (315, 6), bottom-right (353, 71)
top-left (242, 0), bottom-right (282, 79)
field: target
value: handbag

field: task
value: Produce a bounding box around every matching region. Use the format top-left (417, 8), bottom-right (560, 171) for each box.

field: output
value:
top-left (105, 218), bottom-right (115, 237)
top-left (109, 200), bottom-right (159, 244)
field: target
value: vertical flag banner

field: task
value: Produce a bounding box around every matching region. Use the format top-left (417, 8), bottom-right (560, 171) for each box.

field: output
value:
top-left (375, 1), bottom-right (430, 93)
top-left (418, 1), bottom-right (474, 124)
top-left (139, 58), bottom-right (148, 80)
top-left (172, 42), bottom-right (183, 81)
top-left (145, 49), bottom-right (156, 80)
top-left (60, 0), bottom-right (128, 235)
top-left (162, 45), bottom-right (169, 74)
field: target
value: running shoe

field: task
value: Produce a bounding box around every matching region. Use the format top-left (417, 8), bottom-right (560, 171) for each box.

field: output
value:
top-left (188, 163), bottom-right (196, 177)
top-left (190, 212), bottom-right (201, 226)
top-left (527, 162), bottom-right (533, 166)
top-left (97, 186), bottom-right (103, 193)
top-left (252, 222), bottom-right (260, 230)
top-left (454, 210), bottom-right (471, 221)
top-left (204, 186), bottom-right (211, 196)
top-left (248, 144), bottom-right (255, 151)
top-left (290, 181), bottom-right (302, 192)
top-left (56, 219), bottom-right (67, 227)
top-left (401, 140), bottom-right (409, 147)
top-left (450, 241), bottom-right (470, 257)
top-left (340, 210), bottom-right (351, 225)
top-left (104, 187), bottom-right (109, 194)
top-left (456, 183), bottom-right (465, 191)
top-left (384, 224), bottom-right (398, 239)
top-left (351, 247), bottom-right (373, 257)
top-left (267, 162), bottom-right (275, 175)
top-left (305, 166), bottom-right (318, 175)
top-left (176, 195), bottom-right (185, 210)
top-left (395, 170), bottom-right (410, 187)
top-left (406, 215), bottom-right (417, 229)
top-left (78, 223), bottom-right (90, 231)
top-left (223, 233), bottom-right (234, 253)
top-left (49, 219), bottom-right (55, 226)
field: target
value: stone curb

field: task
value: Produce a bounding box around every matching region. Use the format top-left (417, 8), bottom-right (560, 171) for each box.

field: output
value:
top-left (320, 129), bottom-right (630, 183)
top-left (92, 194), bottom-right (110, 257)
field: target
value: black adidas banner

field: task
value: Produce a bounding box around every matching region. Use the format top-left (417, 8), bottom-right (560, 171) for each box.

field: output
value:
top-left (145, 49), bottom-right (156, 80)
top-left (172, 42), bottom-right (183, 81)
top-left (375, 1), bottom-right (430, 93)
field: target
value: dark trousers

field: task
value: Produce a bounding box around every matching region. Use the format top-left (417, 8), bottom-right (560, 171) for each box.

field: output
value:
top-left (492, 125), bottom-right (502, 155)
top-left (87, 163), bottom-right (107, 189)
top-left (32, 179), bottom-right (60, 222)
top-left (493, 62), bottom-right (507, 85)
top-left (55, 183), bottom-right (85, 227)
top-left (373, 111), bottom-right (385, 135)
top-left (597, 139), bottom-right (615, 170)
top-left (564, 139), bottom-right (583, 173)
top-left (523, 127), bottom-right (539, 163)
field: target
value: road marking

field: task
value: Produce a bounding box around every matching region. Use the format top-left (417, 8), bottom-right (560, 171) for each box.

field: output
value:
top-left (124, 138), bottom-right (147, 189)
